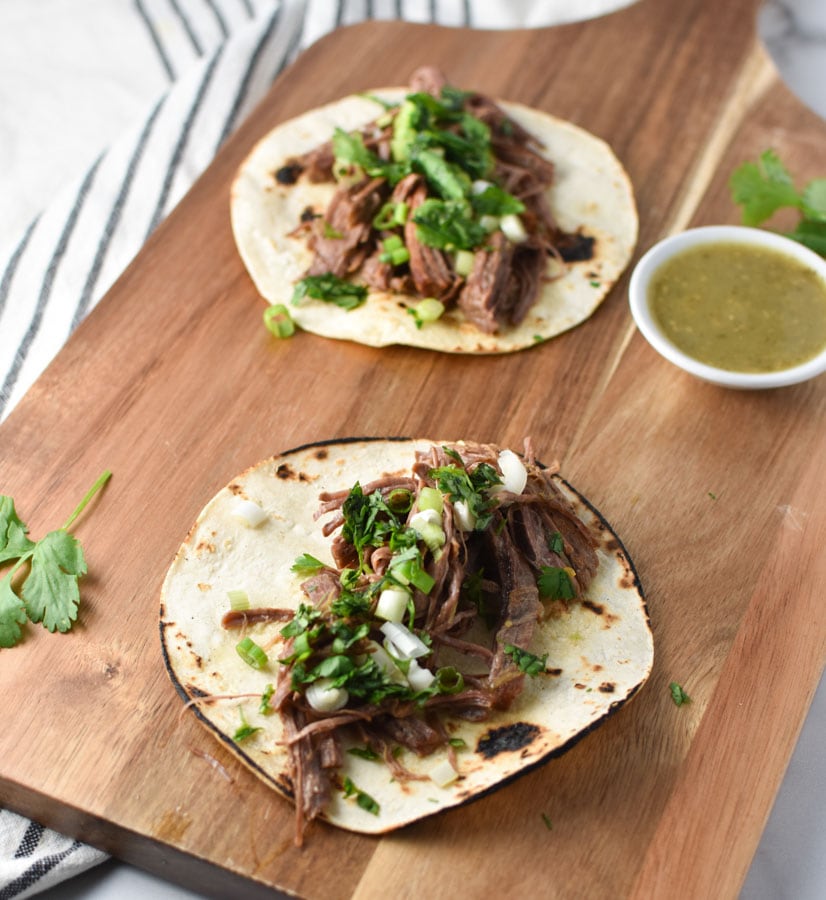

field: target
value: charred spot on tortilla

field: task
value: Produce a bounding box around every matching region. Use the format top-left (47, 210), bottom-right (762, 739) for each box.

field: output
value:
top-left (231, 68), bottom-right (637, 355)
top-left (275, 163), bottom-right (302, 185)
top-left (476, 722), bottom-right (542, 759)
top-left (582, 599), bottom-right (605, 616)
top-left (159, 438), bottom-right (653, 843)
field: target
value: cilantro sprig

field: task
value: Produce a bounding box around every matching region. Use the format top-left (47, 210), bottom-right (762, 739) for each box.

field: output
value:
top-left (730, 149), bottom-right (826, 256)
top-left (0, 471), bottom-right (112, 648)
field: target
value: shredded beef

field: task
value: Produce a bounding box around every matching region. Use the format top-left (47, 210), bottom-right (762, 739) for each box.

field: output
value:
top-left (220, 607), bottom-right (294, 629)
top-left (307, 177), bottom-right (389, 278)
top-left (457, 231), bottom-right (514, 333)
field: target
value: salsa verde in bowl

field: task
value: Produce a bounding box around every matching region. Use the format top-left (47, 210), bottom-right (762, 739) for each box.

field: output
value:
top-left (628, 225), bottom-right (826, 389)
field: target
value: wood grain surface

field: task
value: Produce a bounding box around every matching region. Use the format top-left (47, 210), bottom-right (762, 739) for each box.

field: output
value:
top-left (1, 0), bottom-right (825, 897)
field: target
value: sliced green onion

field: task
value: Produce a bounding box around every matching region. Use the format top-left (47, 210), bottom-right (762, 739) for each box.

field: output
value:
top-left (391, 557), bottom-right (435, 594)
top-left (429, 757), bottom-right (458, 787)
top-left (376, 586), bottom-right (410, 623)
top-left (380, 621), bottom-right (430, 660)
top-left (407, 659), bottom-right (436, 691)
top-left (380, 246), bottom-right (410, 265)
top-left (386, 488), bottom-right (413, 513)
top-left (500, 213), bottom-right (528, 243)
top-left (373, 201), bottom-right (409, 230)
top-left (263, 303), bottom-right (295, 338)
top-left (382, 234), bottom-right (404, 252)
top-left (434, 666), bottom-right (465, 694)
top-left (393, 202), bottom-right (409, 225)
top-left (417, 486), bottom-right (444, 514)
top-left (408, 297), bottom-right (445, 329)
top-left (306, 677), bottom-right (349, 712)
top-left (231, 498), bottom-right (268, 528)
top-left (236, 636), bottom-right (268, 669)
top-left (227, 590), bottom-right (250, 611)
top-left (453, 249), bottom-right (475, 277)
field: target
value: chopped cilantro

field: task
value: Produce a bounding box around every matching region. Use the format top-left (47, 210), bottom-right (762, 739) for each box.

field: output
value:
top-left (232, 708), bottom-right (261, 743)
top-left (342, 776), bottom-right (380, 815)
top-left (669, 682), bottom-right (691, 706)
top-left (504, 644), bottom-right (548, 676)
top-left (259, 683), bottom-right (275, 715)
top-left (548, 531), bottom-right (565, 555)
top-left (292, 273), bottom-right (367, 310)
top-left (412, 198), bottom-right (488, 250)
top-left (347, 745), bottom-right (380, 761)
top-left (541, 813), bottom-right (553, 830)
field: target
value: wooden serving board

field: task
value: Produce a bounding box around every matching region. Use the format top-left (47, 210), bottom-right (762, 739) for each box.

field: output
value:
top-left (1, 0), bottom-right (824, 896)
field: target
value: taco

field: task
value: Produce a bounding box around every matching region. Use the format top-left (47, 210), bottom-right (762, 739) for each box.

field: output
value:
top-left (230, 68), bottom-right (638, 353)
top-left (160, 439), bottom-right (653, 843)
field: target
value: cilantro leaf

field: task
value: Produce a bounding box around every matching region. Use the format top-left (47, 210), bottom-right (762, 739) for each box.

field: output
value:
top-left (730, 150), bottom-right (801, 226)
top-left (0, 576), bottom-right (27, 648)
top-left (0, 496), bottom-right (35, 564)
top-left (23, 530), bottom-right (86, 633)
top-left (537, 566), bottom-right (576, 600)
top-left (342, 776), bottom-right (380, 815)
top-left (291, 553), bottom-right (326, 576)
top-left (548, 531), bottom-right (565, 555)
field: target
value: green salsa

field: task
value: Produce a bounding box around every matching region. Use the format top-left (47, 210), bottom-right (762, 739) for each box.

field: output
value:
top-left (648, 242), bottom-right (826, 372)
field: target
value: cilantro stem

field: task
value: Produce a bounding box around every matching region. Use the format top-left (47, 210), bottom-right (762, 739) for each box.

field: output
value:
top-left (61, 470), bottom-right (112, 532)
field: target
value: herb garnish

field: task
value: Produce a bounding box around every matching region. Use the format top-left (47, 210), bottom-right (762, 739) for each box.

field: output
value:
top-left (291, 553), bottom-right (326, 575)
top-left (292, 273), bottom-right (368, 310)
top-left (730, 150), bottom-right (826, 256)
top-left (669, 682), bottom-right (691, 706)
top-left (233, 707), bottom-right (262, 743)
top-left (504, 643), bottom-right (549, 676)
top-left (0, 471), bottom-right (111, 649)
top-left (342, 776), bottom-right (380, 815)
top-left (347, 745), bottom-right (380, 761)
top-left (537, 566), bottom-right (576, 601)
top-left (259, 683), bottom-right (275, 715)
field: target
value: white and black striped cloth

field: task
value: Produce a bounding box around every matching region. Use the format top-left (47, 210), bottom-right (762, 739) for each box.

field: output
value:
top-left (1, 2), bottom-right (638, 894)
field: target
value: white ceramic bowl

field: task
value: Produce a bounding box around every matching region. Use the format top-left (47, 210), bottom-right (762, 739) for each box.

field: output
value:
top-left (628, 225), bottom-right (826, 389)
